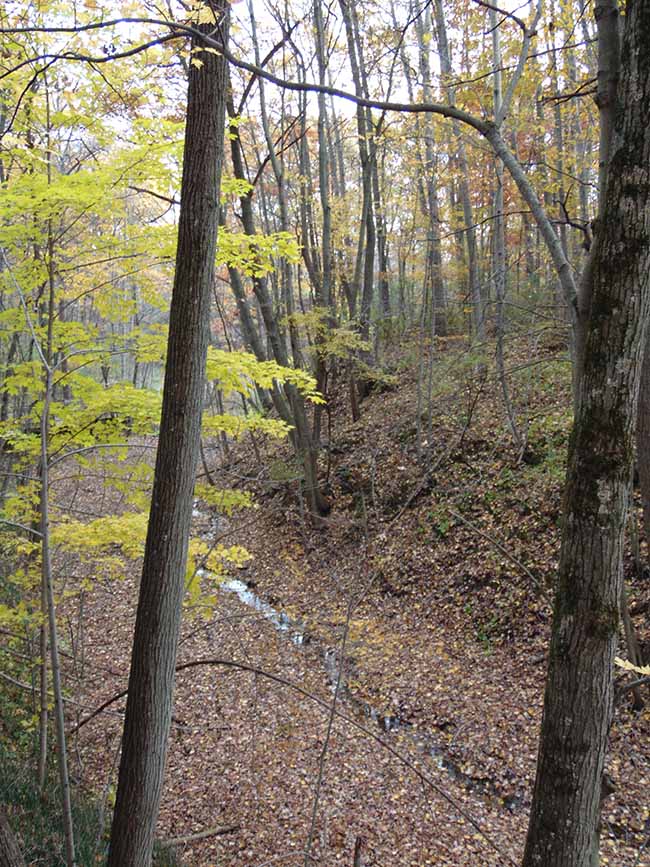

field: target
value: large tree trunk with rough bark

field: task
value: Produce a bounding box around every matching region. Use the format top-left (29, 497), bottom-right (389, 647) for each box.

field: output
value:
top-left (636, 333), bottom-right (650, 549)
top-left (107, 5), bottom-right (229, 865)
top-left (522, 2), bottom-right (650, 864)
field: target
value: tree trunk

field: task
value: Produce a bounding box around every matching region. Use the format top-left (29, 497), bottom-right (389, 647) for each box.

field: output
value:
top-left (107, 6), bottom-right (229, 865)
top-left (41, 115), bottom-right (76, 866)
top-left (636, 330), bottom-right (650, 549)
top-left (339, 0), bottom-right (375, 343)
top-left (415, 6), bottom-right (446, 337)
top-left (522, 2), bottom-right (650, 864)
top-left (226, 94), bottom-right (328, 518)
top-left (433, 0), bottom-right (482, 343)
top-left (491, 6), bottom-right (521, 451)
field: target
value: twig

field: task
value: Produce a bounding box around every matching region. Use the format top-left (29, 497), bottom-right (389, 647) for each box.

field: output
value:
top-left (128, 185), bottom-right (179, 206)
top-left (615, 676), bottom-right (650, 702)
top-left (0, 519), bottom-right (43, 537)
top-left (447, 508), bottom-right (549, 600)
top-left (304, 599), bottom-right (354, 866)
top-left (470, 0), bottom-right (527, 32)
top-left (160, 824), bottom-right (240, 846)
top-left (557, 196), bottom-right (592, 250)
top-left (541, 77), bottom-right (597, 104)
top-left (48, 441), bottom-right (158, 468)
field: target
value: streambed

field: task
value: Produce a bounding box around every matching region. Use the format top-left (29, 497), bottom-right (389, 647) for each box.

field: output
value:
top-left (195, 504), bottom-right (523, 814)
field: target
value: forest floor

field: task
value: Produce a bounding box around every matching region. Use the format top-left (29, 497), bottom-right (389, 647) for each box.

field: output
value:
top-left (70, 333), bottom-right (650, 867)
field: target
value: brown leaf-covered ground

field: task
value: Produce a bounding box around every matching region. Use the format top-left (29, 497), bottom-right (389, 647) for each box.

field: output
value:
top-left (68, 336), bottom-right (650, 866)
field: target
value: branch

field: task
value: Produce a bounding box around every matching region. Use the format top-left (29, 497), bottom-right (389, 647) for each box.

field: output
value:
top-left (497, 0), bottom-right (542, 126)
top-left (0, 34), bottom-right (180, 143)
top-left (483, 124), bottom-right (577, 313)
top-left (558, 198), bottom-right (592, 251)
top-left (237, 17), bottom-right (304, 112)
top-left (447, 508), bottom-right (549, 600)
top-left (615, 676), bottom-right (650, 701)
top-left (47, 442), bottom-right (158, 469)
top-left (128, 185), bottom-right (179, 206)
top-left (471, 0), bottom-right (528, 32)
top-left (0, 32), bottom-right (179, 79)
top-left (305, 599), bottom-right (354, 866)
top-left (0, 57), bottom-right (59, 140)
top-left (0, 17), bottom-right (578, 323)
top-left (541, 77), bottom-right (597, 104)
top-left (160, 825), bottom-right (240, 846)
top-left (0, 18), bottom-right (490, 133)
top-left (0, 519), bottom-right (43, 538)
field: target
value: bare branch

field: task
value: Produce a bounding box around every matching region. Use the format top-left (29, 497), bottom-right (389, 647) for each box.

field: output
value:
top-left (0, 519), bottom-right (43, 538)
top-left (160, 825), bottom-right (240, 846)
top-left (0, 17), bottom-right (490, 133)
top-left (541, 76), bottom-right (598, 104)
top-left (128, 185), bottom-right (179, 206)
top-left (471, 0), bottom-right (528, 32)
top-left (447, 508), bottom-right (549, 599)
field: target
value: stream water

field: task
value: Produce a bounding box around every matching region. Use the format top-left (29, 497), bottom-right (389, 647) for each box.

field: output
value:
top-left (195, 504), bottom-right (523, 813)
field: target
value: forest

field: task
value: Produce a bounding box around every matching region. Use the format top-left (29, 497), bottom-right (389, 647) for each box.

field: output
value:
top-left (0, 0), bottom-right (649, 865)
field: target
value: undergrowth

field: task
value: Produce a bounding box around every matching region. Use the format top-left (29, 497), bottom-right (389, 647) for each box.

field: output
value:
top-left (0, 743), bottom-right (182, 866)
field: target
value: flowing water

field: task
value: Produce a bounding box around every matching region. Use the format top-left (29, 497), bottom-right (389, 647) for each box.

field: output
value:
top-left (195, 504), bottom-right (523, 812)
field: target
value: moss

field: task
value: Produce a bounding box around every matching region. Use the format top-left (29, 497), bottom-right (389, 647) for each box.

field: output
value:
top-left (564, 399), bottom-right (632, 521)
top-left (554, 570), bottom-right (580, 624)
top-left (586, 601), bottom-right (620, 640)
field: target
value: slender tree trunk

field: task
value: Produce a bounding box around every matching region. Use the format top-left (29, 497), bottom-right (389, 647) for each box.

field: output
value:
top-left (41, 372), bottom-right (76, 867)
top-left (573, 0), bottom-right (622, 389)
top-left (348, 0), bottom-right (389, 326)
top-left (312, 0), bottom-right (333, 312)
top-left (620, 582), bottom-right (645, 710)
top-left (40, 88), bottom-right (76, 866)
top-left (433, 0), bottom-right (483, 344)
top-left (247, 3), bottom-right (305, 367)
top-left (339, 0), bottom-right (375, 343)
top-left (107, 7), bottom-right (229, 864)
top-left (36, 529), bottom-right (48, 794)
top-left (523, 4), bottom-right (650, 864)
top-left (491, 7), bottom-right (521, 451)
top-left (226, 95), bottom-right (328, 518)
top-left (415, 6), bottom-right (446, 337)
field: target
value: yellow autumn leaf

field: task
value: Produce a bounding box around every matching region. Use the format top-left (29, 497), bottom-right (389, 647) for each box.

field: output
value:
top-left (614, 656), bottom-right (650, 676)
top-left (194, 5), bottom-right (217, 24)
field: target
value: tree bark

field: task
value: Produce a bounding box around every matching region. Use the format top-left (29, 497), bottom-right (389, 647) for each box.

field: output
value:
top-left (415, 5), bottom-right (446, 337)
top-left (522, 2), bottom-right (650, 864)
top-left (226, 93), bottom-right (328, 519)
top-left (339, 0), bottom-right (375, 342)
top-left (491, 7), bottom-right (521, 451)
top-left (107, 5), bottom-right (229, 864)
top-left (636, 331), bottom-right (650, 547)
top-left (433, 0), bottom-right (483, 343)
